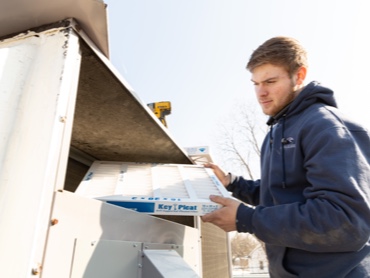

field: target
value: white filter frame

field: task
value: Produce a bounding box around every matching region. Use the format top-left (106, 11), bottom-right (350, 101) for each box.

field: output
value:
top-left (76, 161), bottom-right (231, 215)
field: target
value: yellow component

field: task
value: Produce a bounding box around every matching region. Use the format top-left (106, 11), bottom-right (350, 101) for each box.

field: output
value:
top-left (147, 101), bottom-right (171, 127)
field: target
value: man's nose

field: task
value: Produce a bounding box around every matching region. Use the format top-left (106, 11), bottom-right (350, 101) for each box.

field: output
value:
top-left (256, 85), bottom-right (268, 96)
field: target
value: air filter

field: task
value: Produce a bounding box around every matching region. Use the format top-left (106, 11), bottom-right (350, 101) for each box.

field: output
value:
top-left (75, 161), bottom-right (231, 215)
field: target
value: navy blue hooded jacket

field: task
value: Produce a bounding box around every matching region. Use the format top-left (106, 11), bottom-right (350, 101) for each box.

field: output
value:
top-left (228, 81), bottom-right (370, 277)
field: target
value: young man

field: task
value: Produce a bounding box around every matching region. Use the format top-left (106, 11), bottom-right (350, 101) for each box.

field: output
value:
top-left (202, 37), bottom-right (370, 277)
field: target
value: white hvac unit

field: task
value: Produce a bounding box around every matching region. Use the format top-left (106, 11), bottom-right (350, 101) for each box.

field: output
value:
top-left (76, 161), bottom-right (231, 215)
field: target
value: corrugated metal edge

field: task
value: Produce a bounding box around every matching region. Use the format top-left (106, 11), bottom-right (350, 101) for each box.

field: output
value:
top-left (0, 0), bottom-right (109, 57)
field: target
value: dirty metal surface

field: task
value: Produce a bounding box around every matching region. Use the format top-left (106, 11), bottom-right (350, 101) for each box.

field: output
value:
top-left (71, 40), bottom-right (192, 164)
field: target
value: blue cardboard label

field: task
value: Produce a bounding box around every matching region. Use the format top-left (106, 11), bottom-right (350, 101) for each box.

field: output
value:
top-left (107, 201), bottom-right (155, 213)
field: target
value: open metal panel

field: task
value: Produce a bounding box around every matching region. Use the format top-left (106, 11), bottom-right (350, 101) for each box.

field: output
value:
top-left (0, 0), bottom-right (109, 57)
top-left (70, 27), bottom-right (193, 166)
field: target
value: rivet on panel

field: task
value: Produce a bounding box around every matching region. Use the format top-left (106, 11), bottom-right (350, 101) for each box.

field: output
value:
top-left (50, 219), bottom-right (58, 226)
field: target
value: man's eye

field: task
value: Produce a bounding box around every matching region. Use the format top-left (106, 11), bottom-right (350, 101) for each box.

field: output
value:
top-left (266, 80), bottom-right (276, 84)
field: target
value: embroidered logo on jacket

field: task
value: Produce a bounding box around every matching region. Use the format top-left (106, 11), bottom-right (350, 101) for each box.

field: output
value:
top-left (281, 137), bottom-right (296, 148)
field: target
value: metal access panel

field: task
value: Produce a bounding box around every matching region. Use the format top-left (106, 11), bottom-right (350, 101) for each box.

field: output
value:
top-left (142, 250), bottom-right (200, 278)
top-left (71, 239), bottom-right (142, 278)
top-left (75, 161), bottom-right (231, 215)
top-left (42, 191), bottom-right (201, 277)
top-left (70, 240), bottom-right (199, 278)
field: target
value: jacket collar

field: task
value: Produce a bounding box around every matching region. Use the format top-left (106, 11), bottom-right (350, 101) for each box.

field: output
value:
top-left (266, 104), bottom-right (291, 126)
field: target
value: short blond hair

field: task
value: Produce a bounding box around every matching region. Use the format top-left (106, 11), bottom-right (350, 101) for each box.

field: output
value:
top-left (246, 36), bottom-right (308, 76)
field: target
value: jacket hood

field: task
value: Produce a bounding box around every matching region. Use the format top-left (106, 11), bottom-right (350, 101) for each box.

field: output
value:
top-left (267, 81), bottom-right (337, 126)
top-left (289, 81), bottom-right (337, 115)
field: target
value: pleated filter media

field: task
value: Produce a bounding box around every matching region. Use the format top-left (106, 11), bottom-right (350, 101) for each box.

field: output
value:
top-left (75, 161), bottom-right (231, 215)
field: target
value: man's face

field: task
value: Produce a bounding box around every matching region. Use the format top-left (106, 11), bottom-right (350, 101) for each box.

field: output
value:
top-left (251, 64), bottom-right (300, 116)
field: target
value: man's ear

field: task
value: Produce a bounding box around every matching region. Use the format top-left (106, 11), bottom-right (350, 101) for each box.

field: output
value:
top-left (295, 66), bottom-right (307, 85)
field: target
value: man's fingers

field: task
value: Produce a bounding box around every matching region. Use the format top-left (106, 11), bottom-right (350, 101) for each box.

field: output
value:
top-left (209, 195), bottom-right (228, 205)
top-left (203, 162), bottom-right (215, 169)
top-left (201, 199), bottom-right (239, 232)
top-left (201, 210), bottom-right (215, 222)
top-left (201, 196), bottom-right (226, 222)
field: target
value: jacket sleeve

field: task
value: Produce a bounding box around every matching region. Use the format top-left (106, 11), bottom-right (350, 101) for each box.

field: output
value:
top-left (227, 176), bottom-right (261, 206)
top-left (236, 120), bottom-right (370, 253)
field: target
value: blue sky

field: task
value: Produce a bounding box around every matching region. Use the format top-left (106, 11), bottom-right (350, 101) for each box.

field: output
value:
top-left (104, 0), bottom-right (370, 167)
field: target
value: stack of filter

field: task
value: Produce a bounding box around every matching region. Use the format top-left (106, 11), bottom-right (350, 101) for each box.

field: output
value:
top-left (75, 161), bottom-right (231, 215)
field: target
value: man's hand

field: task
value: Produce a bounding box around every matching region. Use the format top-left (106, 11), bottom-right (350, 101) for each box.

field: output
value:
top-left (204, 163), bottom-right (230, 187)
top-left (201, 195), bottom-right (241, 232)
